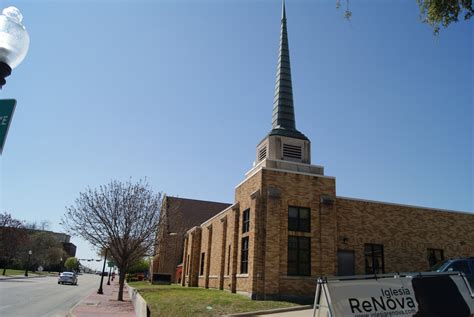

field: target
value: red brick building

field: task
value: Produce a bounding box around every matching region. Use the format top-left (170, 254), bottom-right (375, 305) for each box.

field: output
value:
top-left (152, 196), bottom-right (230, 283)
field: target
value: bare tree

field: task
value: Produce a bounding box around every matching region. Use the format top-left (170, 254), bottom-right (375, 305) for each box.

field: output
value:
top-left (24, 219), bottom-right (51, 231)
top-left (61, 179), bottom-right (162, 301)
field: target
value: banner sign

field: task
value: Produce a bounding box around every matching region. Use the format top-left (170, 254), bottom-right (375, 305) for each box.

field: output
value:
top-left (327, 277), bottom-right (418, 316)
top-left (314, 273), bottom-right (474, 317)
top-left (0, 99), bottom-right (16, 155)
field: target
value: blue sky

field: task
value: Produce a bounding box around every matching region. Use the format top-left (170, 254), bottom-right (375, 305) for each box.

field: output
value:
top-left (0, 0), bottom-right (472, 269)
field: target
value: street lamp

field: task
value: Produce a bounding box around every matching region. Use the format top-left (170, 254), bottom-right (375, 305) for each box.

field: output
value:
top-left (97, 248), bottom-right (108, 294)
top-left (60, 257), bottom-right (63, 273)
top-left (0, 6), bottom-right (30, 88)
top-left (106, 264), bottom-right (112, 285)
top-left (24, 250), bottom-right (32, 277)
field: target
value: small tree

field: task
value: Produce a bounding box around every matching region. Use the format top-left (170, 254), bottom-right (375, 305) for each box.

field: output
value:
top-left (28, 232), bottom-right (67, 270)
top-left (127, 258), bottom-right (150, 274)
top-left (64, 257), bottom-right (80, 272)
top-left (62, 179), bottom-right (162, 301)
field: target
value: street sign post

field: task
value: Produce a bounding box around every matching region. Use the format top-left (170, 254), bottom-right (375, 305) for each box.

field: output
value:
top-left (0, 99), bottom-right (16, 155)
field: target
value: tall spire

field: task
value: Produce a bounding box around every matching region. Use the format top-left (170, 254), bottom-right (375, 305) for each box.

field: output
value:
top-left (270, 0), bottom-right (308, 140)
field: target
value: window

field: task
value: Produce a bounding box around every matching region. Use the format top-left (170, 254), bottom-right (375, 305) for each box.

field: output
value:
top-left (288, 236), bottom-right (311, 276)
top-left (258, 146), bottom-right (267, 161)
top-left (448, 261), bottom-right (471, 274)
top-left (364, 244), bottom-right (384, 274)
top-left (186, 254), bottom-right (190, 274)
top-left (241, 237), bottom-right (249, 274)
top-left (427, 249), bottom-right (444, 269)
top-left (200, 252), bottom-right (205, 276)
top-left (227, 245), bottom-right (231, 275)
top-left (283, 143), bottom-right (302, 160)
top-left (288, 206), bottom-right (310, 232)
top-left (242, 209), bottom-right (250, 233)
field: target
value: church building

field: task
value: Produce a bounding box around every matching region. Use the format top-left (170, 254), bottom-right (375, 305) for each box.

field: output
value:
top-left (167, 3), bottom-right (474, 300)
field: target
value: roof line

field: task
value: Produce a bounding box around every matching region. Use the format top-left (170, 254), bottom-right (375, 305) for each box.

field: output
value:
top-left (336, 196), bottom-right (473, 215)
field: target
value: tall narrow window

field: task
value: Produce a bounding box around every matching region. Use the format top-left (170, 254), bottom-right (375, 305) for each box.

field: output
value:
top-left (186, 254), bottom-right (190, 274)
top-left (288, 236), bottom-right (311, 276)
top-left (227, 245), bottom-right (231, 275)
top-left (288, 206), bottom-right (310, 232)
top-left (242, 209), bottom-right (250, 233)
top-left (200, 252), bottom-right (205, 276)
top-left (241, 237), bottom-right (249, 274)
top-left (427, 249), bottom-right (444, 269)
top-left (364, 244), bottom-right (384, 274)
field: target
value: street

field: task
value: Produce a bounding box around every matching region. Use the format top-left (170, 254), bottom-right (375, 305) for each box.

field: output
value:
top-left (0, 273), bottom-right (102, 317)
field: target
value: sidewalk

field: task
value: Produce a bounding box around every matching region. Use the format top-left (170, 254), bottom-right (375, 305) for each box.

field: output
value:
top-left (69, 279), bottom-right (136, 317)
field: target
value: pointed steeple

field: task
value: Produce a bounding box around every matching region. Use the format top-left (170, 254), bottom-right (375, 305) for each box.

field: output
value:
top-left (253, 1), bottom-right (317, 170)
top-left (270, 0), bottom-right (308, 140)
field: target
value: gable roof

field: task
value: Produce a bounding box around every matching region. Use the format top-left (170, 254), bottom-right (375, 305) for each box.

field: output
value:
top-left (164, 196), bottom-right (231, 233)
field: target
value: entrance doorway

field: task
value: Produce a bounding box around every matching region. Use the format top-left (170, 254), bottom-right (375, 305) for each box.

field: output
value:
top-left (337, 250), bottom-right (355, 276)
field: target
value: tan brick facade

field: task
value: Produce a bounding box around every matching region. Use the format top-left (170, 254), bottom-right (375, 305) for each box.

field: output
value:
top-left (180, 166), bottom-right (474, 300)
top-left (166, 1), bottom-right (474, 302)
top-left (335, 197), bottom-right (474, 274)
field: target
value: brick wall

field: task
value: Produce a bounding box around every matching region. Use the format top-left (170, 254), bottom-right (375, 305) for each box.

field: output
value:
top-left (259, 168), bottom-right (337, 299)
top-left (336, 197), bottom-right (474, 274)
top-left (181, 166), bottom-right (474, 301)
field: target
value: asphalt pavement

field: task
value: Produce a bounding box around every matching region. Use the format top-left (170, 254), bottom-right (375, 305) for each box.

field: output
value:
top-left (0, 273), bottom-right (100, 317)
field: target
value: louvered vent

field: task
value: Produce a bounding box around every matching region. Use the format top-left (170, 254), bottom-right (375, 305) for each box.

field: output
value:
top-left (282, 144), bottom-right (302, 160)
top-left (258, 146), bottom-right (267, 161)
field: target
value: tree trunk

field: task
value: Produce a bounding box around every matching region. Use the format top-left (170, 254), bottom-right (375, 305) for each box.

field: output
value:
top-left (2, 267), bottom-right (6, 275)
top-left (117, 270), bottom-right (126, 301)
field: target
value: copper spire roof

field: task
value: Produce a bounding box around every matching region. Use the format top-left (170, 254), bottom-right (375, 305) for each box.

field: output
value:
top-left (269, 0), bottom-right (308, 141)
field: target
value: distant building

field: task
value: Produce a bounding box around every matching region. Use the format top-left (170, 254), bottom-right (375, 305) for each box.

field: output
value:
top-left (176, 3), bottom-right (474, 301)
top-left (152, 196), bottom-right (230, 283)
top-left (62, 242), bottom-right (77, 258)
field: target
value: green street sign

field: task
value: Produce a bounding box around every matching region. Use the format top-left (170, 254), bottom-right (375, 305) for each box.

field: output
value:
top-left (0, 99), bottom-right (16, 155)
top-left (108, 261), bottom-right (115, 268)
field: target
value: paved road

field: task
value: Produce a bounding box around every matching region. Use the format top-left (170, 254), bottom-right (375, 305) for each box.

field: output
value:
top-left (0, 273), bottom-right (101, 317)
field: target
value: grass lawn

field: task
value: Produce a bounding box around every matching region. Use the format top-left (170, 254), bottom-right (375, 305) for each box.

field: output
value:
top-left (129, 282), bottom-right (300, 317)
top-left (1, 268), bottom-right (51, 276)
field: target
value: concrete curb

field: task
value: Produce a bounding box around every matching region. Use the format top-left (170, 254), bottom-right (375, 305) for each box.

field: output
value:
top-left (66, 284), bottom-right (90, 317)
top-left (67, 298), bottom-right (81, 317)
top-left (222, 305), bottom-right (313, 317)
top-left (126, 283), bottom-right (149, 317)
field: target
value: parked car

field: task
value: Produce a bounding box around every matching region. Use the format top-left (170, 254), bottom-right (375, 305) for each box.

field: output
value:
top-left (58, 272), bottom-right (78, 285)
top-left (432, 257), bottom-right (474, 289)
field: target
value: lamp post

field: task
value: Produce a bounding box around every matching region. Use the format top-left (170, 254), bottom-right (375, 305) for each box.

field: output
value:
top-left (60, 257), bottom-right (63, 273)
top-left (97, 249), bottom-right (108, 294)
top-left (0, 6), bottom-right (30, 88)
top-left (106, 265), bottom-right (112, 285)
top-left (24, 250), bottom-right (32, 277)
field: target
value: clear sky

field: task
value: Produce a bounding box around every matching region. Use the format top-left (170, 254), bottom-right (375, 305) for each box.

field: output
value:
top-left (0, 0), bottom-right (472, 269)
